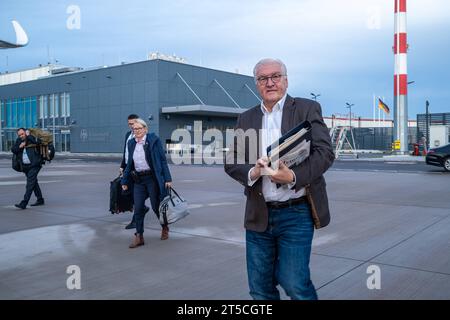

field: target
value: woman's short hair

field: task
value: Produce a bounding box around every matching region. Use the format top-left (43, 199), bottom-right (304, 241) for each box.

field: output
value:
top-left (134, 118), bottom-right (148, 130)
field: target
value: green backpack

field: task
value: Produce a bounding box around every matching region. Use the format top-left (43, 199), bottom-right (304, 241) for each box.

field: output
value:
top-left (27, 128), bottom-right (55, 162)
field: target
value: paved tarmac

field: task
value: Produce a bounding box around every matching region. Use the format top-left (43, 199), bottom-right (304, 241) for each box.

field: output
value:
top-left (0, 158), bottom-right (449, 300)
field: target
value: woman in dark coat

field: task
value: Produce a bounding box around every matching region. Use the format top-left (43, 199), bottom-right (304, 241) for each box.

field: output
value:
top-left (121, 118), bottom-right (172, 248)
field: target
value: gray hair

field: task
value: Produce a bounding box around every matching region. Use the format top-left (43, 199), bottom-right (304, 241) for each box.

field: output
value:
top-left (253, 58), bottom-right (288, 79)
top-left (134, 118), bottom-right (148, 130)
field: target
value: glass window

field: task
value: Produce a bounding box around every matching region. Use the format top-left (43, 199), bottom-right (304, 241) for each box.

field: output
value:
top-left (66, 93), bottom-right (70, 117)
top-left (54, 93), bottom-right (59, 118)
top-left (21, 98), bottom-right (27, 128)
top-left (43, 95), bottom-right (48, 119)
top-left (60, 93), bottom-right (65, 117)
top-left (6, 100), bottom-right (11, 128)
top-left (49, 94), bottom-right (54, 117)
top-left (31, 97), bottom-right (37, 128)
top-left (38, 96), bottom-right (43, 119)
top-left (12, 98), bottom-right (18, 128)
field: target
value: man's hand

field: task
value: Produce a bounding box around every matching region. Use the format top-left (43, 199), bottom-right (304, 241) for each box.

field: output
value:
top-left (269, 161), bottom-right (295, 185)
top-left (19, 142), bottom-right (26, 149)
top-left (119, 167), bottom-right (124, 176)
top-left (122, 185), bottom-right (128, 191)
top-left (165, 182), bottom-right (172, 189)
top-left (250, 157), bottom-right (270, 181)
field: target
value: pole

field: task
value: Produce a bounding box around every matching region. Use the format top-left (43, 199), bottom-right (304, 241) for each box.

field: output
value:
top-left (349, 105), bottom-right (352, 129)
top-left (0, 101), bottom-right (3, 152)
top-left (378, 100), bottom-right (381, 127)
top-left (394, 0), bottom-right (408, 154)
top-left (426, 100), bottom-right (430, 150)
top-left (373, 94), bottom-right (376, 125)
top-left (52, 94), bottom-right (55, 148)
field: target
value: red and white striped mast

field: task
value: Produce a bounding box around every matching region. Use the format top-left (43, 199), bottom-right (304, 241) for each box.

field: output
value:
top-left (394, 0), bottom-right (408, 154)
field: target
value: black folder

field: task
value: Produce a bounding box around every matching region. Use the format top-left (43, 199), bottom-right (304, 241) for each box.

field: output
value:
top-left (266, 120), bottom-right (312, 162)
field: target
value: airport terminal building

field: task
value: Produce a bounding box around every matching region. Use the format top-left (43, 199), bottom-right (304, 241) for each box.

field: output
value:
top-left (1, 58), bottom-right (435, 154)
top-left (0, 58), bottom-right (259, 153)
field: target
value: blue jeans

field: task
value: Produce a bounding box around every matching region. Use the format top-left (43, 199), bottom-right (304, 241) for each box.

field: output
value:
top-left (133, 175), bottom-right (160, 235)
top-left (246, 202), bottom-right (317, 300)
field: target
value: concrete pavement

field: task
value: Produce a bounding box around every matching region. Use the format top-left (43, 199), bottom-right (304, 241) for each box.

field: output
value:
top-left (0, 159), bottom-right (449, 299)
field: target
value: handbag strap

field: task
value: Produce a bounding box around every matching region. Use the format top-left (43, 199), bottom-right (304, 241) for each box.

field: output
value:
top-left (169, 187), bottom-right (182, 199)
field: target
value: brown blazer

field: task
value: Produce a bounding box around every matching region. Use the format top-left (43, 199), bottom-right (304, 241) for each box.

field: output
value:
top-left (224, 95), bottom-right (334, 232)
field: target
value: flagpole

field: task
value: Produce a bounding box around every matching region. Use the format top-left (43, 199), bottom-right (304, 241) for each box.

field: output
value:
top-left (373, 94), bottom-right (376, 125)
top-left (378, 97), bottom-right (381, 127)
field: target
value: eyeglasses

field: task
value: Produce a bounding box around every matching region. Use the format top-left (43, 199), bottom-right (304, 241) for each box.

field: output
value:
top-left (132, 127), bottom-right (145, 131)
top-left (256, 73), bottom-right (286, 86)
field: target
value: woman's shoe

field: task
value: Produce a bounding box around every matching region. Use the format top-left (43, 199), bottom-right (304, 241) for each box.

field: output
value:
top-left (161, 225), bottom-right (169, 240)
top-left (129, 233), bottom-right (144, 248)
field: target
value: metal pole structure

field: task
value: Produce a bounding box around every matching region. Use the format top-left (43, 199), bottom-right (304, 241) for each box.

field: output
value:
top-left (52, 94), bottom-right (55, 149)
top-left (394, 0), bottom-right (409, 154)
top-left (426, 100), bottom-right (430, 150)
top-left (346, 102), bottom-right (356, 150)
top-left (310, 93), bottom-right (321, 101)
top-left (373, 94), bottom-right (376, 125)
top-left (0, 101), bottom-right (3, 152)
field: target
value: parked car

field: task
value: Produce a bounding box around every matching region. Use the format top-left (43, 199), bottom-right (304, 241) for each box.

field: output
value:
top-left (426, 143), bottom-right (450, 172)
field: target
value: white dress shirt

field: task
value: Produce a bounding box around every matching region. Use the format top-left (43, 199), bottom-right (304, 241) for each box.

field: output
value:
top-left (133, 135), bottom-right (151, 172)
top-left (124, 132), bottom-right (135, 165)
top-left (248, 94), bottom-right (305, 202)
top-left (22, 147), bottom-right (31, 164)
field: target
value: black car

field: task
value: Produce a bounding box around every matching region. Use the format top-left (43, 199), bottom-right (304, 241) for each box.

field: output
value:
top-left (426, 143), bottom-right (450, 172)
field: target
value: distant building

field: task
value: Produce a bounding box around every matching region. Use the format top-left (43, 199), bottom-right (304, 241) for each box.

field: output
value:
top-left (324, 115), bottom-right (417, 152)
top-left (417, 112), bottom-right (450, 148)
top-left (0, 59), bottom-right (258, 152)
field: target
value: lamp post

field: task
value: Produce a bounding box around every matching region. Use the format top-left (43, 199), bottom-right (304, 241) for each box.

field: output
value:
top-left (346, 102), bottom-right (355, 128)
top-left (346, 102), bottom-right (356, 150)
top-left (310, 93), bottom-right (321, 101)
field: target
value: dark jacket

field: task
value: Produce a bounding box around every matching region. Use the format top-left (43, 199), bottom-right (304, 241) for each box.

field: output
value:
top-left (224, 95), bottom-right (334, 232)
top-left (11, 136), bottom-right (43, 168)
top-left (121, 133), bottom-right (172, 201)
top-left (120, 131), bottom-right (132, 170)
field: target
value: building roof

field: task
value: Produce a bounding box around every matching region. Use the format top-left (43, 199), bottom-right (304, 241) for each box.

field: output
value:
top-left (161, 105), bottom-right (246, 117)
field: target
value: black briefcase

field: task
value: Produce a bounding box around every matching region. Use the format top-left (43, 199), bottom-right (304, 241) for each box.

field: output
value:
top-left (109, 176), bottom-right (133, 214)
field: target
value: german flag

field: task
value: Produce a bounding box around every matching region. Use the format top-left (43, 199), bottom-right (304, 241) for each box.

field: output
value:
top-left (378, 98), bottom-right (390, 114)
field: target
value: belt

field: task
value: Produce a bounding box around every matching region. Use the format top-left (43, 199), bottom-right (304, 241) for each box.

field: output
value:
top-left (136, 170), bottom-right (153, 176)
top-left (266, 196), bottom-right (307, 209)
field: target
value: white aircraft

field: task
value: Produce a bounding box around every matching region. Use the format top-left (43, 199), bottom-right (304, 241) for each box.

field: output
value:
top-left (0, 20), bottom-right (29, 49)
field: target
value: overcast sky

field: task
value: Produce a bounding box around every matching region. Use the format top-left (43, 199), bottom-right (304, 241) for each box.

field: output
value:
top-left (1, 0), bottom-right (449, 119)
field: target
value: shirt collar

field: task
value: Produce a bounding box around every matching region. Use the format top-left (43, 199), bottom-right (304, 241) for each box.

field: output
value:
top-left (260, 93), bottom-right (287, 115)
top-left (135, 134), bottom-right (147, 145)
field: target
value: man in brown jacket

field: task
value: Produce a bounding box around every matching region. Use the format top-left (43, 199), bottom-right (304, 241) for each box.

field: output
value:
top-left (224, 58), bottom-right (334, 300)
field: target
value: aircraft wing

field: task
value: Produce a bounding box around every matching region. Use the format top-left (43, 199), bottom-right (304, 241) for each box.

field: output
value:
top-left (0, 20), bottom-right (29, 49)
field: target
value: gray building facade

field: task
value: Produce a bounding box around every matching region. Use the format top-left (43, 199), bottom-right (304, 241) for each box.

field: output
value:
top-left (0, 59), bottom-right (260, 153)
